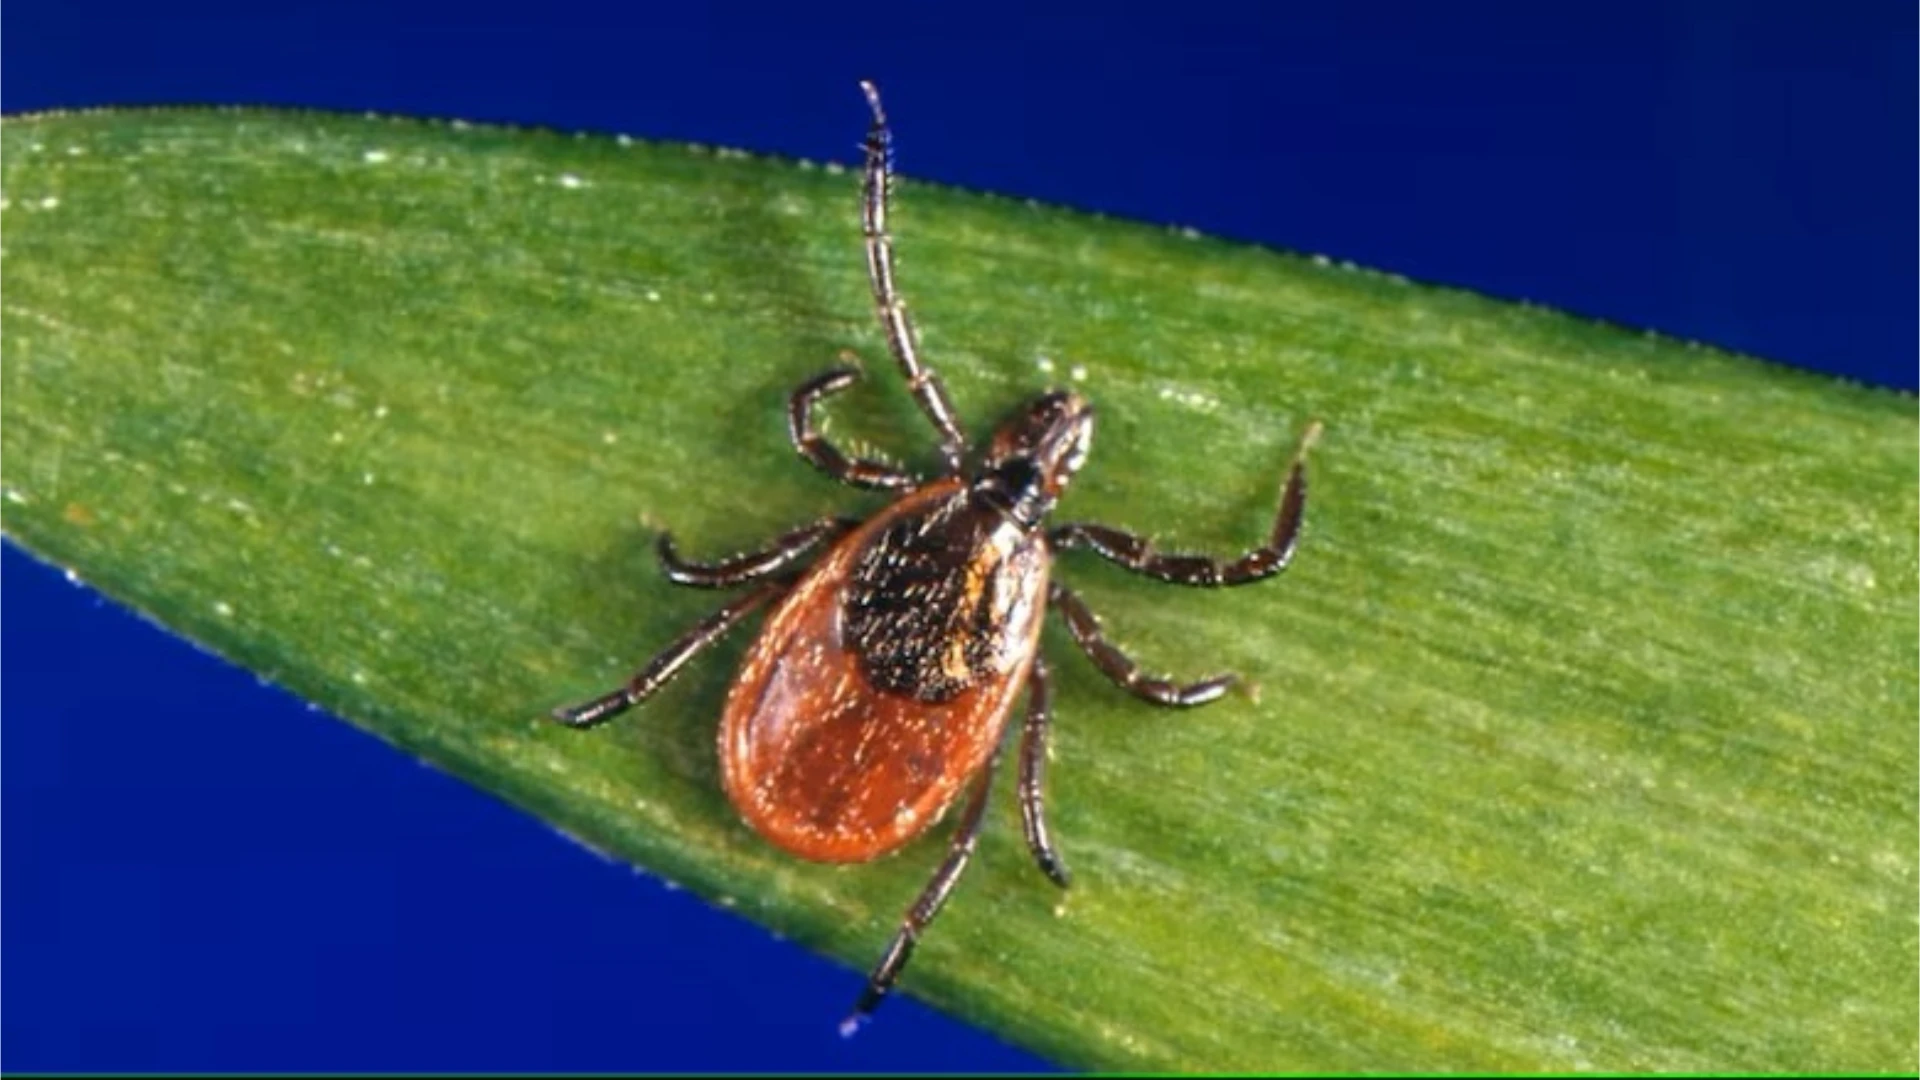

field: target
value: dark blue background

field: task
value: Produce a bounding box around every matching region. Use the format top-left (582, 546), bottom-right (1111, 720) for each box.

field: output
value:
top-left (5, 2), bottom-right (1913, 1072)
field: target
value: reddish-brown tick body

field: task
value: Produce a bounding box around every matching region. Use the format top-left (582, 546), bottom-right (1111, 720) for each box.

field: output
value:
top-left (549, 81), bottom-right (1318, 1031)
top-left (722, 477), bottom-right (1050, 863)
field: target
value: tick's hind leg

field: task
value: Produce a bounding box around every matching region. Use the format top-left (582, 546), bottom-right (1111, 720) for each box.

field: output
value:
top-left (1050, 584), bottom-right (1236, 707)
top-left (842, 746), bottom-right (1002, 1034)
top-left (788, 368), bottom-right (918, 492)
top-left (657, 515), bottom-right (858, 588)
top-left (1050, 420), bottom-right (1323, 587)
top-left (1018, 656), bottom-right (1071, 889)
top-left (549, 577), bottom-right (787, 729)
top-left (858, 81), bottom-right (967, 475)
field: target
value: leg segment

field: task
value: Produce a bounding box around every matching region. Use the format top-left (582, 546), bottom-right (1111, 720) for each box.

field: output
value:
top-left (1050, 421), bottom-right (1323, 586)
top-left (657, 516), bottom-right (857, 589)
top-left (842, 746), bottom-right (1001, 1033)
top-left (1050, 583), bottom-right (1235, 707)
top-left (859, 80), bottom-right (967, 475)
top-left (549, 578), bottom-right (787, 729)
top-left (1019, 656), bottom-right (1071, 889)
top-left (787, 368), bottom-right (918, 492)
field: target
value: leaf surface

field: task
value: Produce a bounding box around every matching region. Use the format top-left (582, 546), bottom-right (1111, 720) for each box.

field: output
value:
top-left (3, 109), bottom-right (1914, 1071)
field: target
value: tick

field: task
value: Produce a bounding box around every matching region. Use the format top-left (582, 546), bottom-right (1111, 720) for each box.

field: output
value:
top-left (550, 80), bottom-right (1321, 1031)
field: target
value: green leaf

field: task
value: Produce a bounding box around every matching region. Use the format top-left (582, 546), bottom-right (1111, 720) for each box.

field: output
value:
top-left (4, 108), bottom-right (1914, 1073)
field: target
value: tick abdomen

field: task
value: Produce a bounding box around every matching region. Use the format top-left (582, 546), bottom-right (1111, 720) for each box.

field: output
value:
top-left (720, 479), bottom-right (1050, 863)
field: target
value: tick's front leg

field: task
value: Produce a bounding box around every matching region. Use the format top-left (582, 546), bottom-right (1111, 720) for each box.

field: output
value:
top-left (787, 368), bottom-right (919, 492)
top-left (859, 80), bottom-right (967, 475)
top-left (1051, 420), bottom-right (1322, 586)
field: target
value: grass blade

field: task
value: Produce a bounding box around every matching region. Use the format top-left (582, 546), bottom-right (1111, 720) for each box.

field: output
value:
top-left (3, 108), bottom-right (1913, 1072)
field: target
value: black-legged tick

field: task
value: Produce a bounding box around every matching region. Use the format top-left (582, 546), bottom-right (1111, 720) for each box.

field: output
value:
top-left (551, 80), bottom-right (1322, 1031)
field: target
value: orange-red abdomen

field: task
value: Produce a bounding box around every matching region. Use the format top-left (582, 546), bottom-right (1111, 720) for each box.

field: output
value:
top-left (720, 478), bottom-right (1050, 863)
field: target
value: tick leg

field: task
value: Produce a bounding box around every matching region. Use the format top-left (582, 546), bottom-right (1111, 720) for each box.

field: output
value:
top-left (1050, 583), bottom-right (1236, 707)
top-left (657, 516), bottom-right (858, 589)
top-left (788, 368), bottom-right (918, 492)
top-left (859, 80), bottom-right (967, 475)
top-left (1050, 420), bottom-right (1323, 587)
top-left (549, 578), bottom-right (787, 729)
top-left (1019, 656), bottom-right (1072, 889)
top-left (842, 746), bottom-right (1002, 1033)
